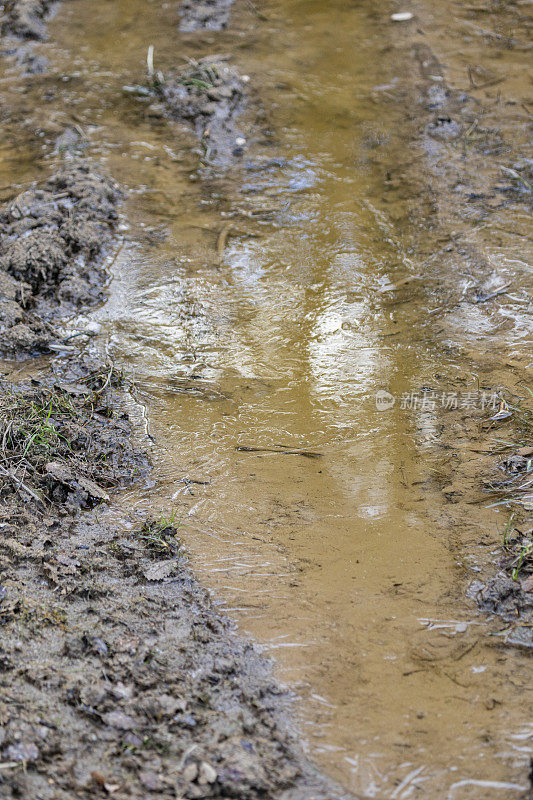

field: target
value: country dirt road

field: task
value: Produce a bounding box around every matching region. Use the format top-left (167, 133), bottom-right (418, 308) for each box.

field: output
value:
top-left (0, 1), bottom-right (531, 798)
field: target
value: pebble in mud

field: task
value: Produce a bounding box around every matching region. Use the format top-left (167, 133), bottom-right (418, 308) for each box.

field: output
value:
top-left (391, 11), bottom-right (414, 21)
top-left (427, 115), bottom-right (462, 141)
top-left (4, 742), bottom-right (40, 762)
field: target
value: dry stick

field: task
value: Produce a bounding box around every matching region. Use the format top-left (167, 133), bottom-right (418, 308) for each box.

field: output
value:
top-left (245, 0), bottom-right (268, 21)
top-left (461, 19), bottom-right (511, 41)
top-left (0, 463), bottom-right (44, 505)
top-left (236, 446), bottom-right (323, 459)
top-left (467, 75), bottom-right (507, 91)
top-left (147, 45), bottom-right (155, 77)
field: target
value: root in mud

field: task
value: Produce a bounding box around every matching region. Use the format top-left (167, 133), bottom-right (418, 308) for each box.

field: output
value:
top-left (152, 55), bottom-right (248, 166)
top-left (0, 159), bottom-right (120, 359)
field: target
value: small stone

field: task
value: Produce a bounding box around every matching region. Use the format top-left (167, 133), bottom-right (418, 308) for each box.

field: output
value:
top-left (89, 637), bottom-right (108, 657)
top-left (123, 732), bottom-right (142, 748)
top-left (143, 561), bottom-right (176, 582)
top-left (5, 742), bottom-right (39, 762)
top-left (391, 11), bottom-right (414, 21)
top-left (198, 762), bottom-right (217, 785)
top-left (157, 694), bottom-right (184, 717)
top-left (91, 771), bottom-right (107, 787)
top-left (102, 711), bottom-right (136, 730)
top-left (182, 763), bottom-right (198, 782)
top-left (110, 682), bottom-right (133, 700)
top-left (139, 770), bottom-right (162, 791)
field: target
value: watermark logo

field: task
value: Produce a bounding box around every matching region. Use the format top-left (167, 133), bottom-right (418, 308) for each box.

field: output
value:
top-left (374, 389), bottom-right (500, 413)
top-left (375, 390), bottom-right (395, 411)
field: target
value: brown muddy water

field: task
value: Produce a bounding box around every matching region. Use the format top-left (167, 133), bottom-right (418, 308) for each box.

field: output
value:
top-left (4, 0), bottom-right (532, 797)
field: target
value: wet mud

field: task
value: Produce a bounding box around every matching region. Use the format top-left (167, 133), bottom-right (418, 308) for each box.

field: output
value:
top-left (0, 0), bottom-right (532, 797)
top-left (153, 55), bottom-right (250, 167)
top-left (179, 0), bottom-right (235, 33)
top-left (394, 8), bottom-right (533, 632)
top-left (0, 2), bottom-right (355, 797)
top-left (0, 362), bottom-right (346, 799)
top-left (0, 160), bottom-right (120, 358)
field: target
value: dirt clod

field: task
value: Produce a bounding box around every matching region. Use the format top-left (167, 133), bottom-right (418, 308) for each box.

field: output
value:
top-left (0, 160), bottom-right (120, 358)
top-left (154, 56), bottom-right (248, 166)
top-left (179, 0), bottom-right (234, 32)
top-left (1, 0), bottom-right (56, 40)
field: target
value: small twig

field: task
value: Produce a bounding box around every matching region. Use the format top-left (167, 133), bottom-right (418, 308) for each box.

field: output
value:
top-left (0, 463), bottom-right (44, 506)
top-left (245, 0), bottom-right (268, 20)
top-left (62, 331), bottom-right (97, 344)
top-left (236, 446), bottom-right (323, 459)
top-left (147, 45), bottom-right (155, 77)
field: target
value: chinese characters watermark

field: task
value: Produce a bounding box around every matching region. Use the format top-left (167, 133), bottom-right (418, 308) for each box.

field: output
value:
top-left (375, 389), bottom-right (500, 412)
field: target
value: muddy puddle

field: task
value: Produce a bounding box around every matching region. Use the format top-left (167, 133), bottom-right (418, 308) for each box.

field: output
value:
top-left (2, 0), bottom-right (532, 797)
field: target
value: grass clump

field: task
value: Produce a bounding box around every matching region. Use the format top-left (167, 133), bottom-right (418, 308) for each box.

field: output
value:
top-left (136, 512), bottom-right (183, 559)
top-left (0, 388), bottom-right (78, 469)
top-left (177, 59), bottom-right (220, 92)
top-left (0, 360), bottom-right (146, 507)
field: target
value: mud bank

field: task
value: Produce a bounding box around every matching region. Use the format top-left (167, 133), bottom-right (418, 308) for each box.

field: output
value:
top-left (0, 160), bottom-right (120, 359)
top-left (390, 3), bottom-right (533, 638)
top-left (0, 161), bottom-right (349, 796)
top-left (0, 356), bottom-right (346, 799)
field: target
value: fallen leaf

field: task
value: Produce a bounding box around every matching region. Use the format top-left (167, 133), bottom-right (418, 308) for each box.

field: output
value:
top-left (378, 274), bottom-right (421, 293)
top-left (45, 462), bottom-right (109, 501)
top-left (76, 476), bottom-right (110, 502)
top-left (45, 461), bottom-right (73, 484)
top-left (57, 382), bottom-right (92, 396)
